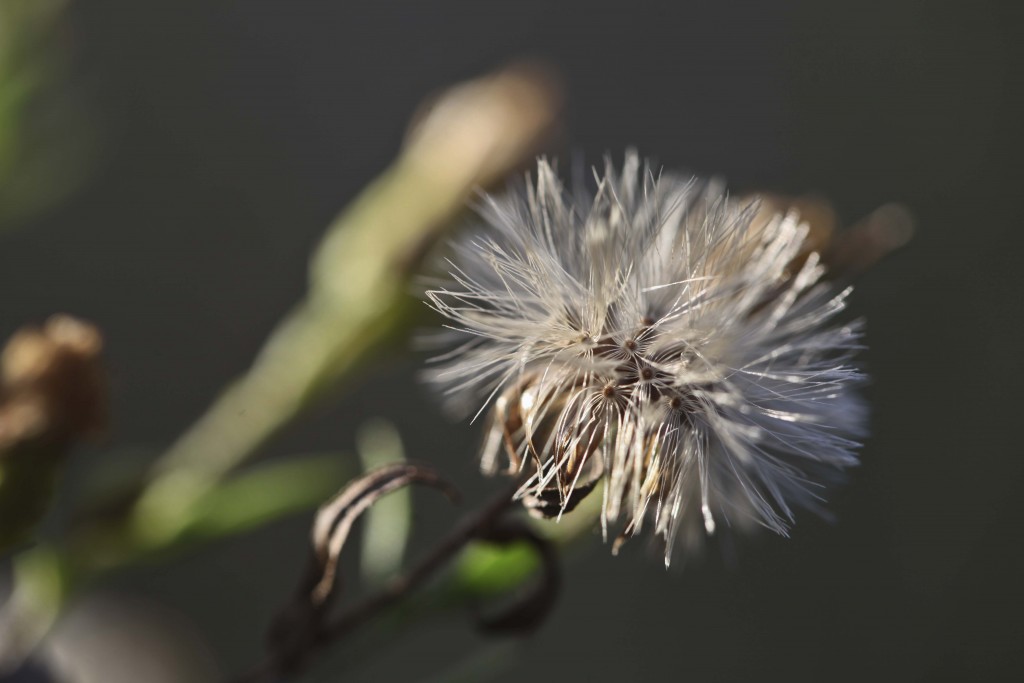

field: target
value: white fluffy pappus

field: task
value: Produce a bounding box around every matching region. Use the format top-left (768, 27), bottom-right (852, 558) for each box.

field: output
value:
top-left (423, 151), bottom-right (867, 565)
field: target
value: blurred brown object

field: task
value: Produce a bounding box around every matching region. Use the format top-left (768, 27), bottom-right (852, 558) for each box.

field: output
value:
top-left (0, 315), bottom-right (105, 552)
top-left (0, 315), bottom-right (106, 456)
top-left (820, 202), bottom-right (915, 276)
top-left (403, 61), bottom-right (564, 194)
top-left (750, 193), bottom-right (914, 278)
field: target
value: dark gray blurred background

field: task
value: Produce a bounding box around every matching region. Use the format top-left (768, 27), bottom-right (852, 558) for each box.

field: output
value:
top-left (2, 1), bottom-right (1022, 681)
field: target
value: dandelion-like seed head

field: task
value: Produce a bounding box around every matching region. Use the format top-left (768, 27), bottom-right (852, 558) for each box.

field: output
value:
top-left (424, 151), bottom-right (866, 565)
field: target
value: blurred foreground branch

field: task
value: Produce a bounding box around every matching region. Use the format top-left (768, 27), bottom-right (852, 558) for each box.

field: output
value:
top-left (130, 63), bottom-right (561, 550)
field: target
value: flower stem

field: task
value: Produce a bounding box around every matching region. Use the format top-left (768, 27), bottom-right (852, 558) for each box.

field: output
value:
top-left (232, 480), bottom-right (521, 683)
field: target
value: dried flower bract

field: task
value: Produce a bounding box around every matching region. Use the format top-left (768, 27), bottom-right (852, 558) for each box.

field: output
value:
top-left (424, 151), bottom-right (867, 564)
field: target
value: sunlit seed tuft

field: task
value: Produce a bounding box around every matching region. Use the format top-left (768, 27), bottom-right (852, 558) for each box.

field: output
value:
top-left (423, 151), bottom-right (867, 565)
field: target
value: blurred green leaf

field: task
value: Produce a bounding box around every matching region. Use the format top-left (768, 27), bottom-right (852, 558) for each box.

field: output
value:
top-left (159, 454), bottom-right (351, 548)
top-left (357, 419), bottom-right (411, 585)
top-left (454, 540), bottom-right (541, 597)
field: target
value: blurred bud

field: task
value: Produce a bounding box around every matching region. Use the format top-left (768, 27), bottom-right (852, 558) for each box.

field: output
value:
top-left (404, 62), bottom-right (563, 192)
top-left (750, 193), bottom-right (838, 256)
top-left (0, 315), bottom-right (105, 455)
top-left (749, 193), bottom-right (913, 277)
top-left (0, 315), bottom-right (105, 553)
top-left (311, 61), bottom-right (562, 311)
top-left (822, 202), bottom-right (915, 275)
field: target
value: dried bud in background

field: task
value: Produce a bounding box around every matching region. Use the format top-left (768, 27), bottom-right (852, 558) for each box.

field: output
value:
top-left (0, 315), bottom-right (106, 454)
top-left (750, 193), bottom-right (914, 279)
top-left (0, 315), bottom-right (105, 553)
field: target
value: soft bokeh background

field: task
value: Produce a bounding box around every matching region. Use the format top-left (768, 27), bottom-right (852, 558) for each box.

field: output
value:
top-left (2, 1), bottom-right (1022, 681)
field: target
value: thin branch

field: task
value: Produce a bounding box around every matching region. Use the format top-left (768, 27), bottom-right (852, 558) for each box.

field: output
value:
top-left (231, 479), bottom-right (522, 683)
